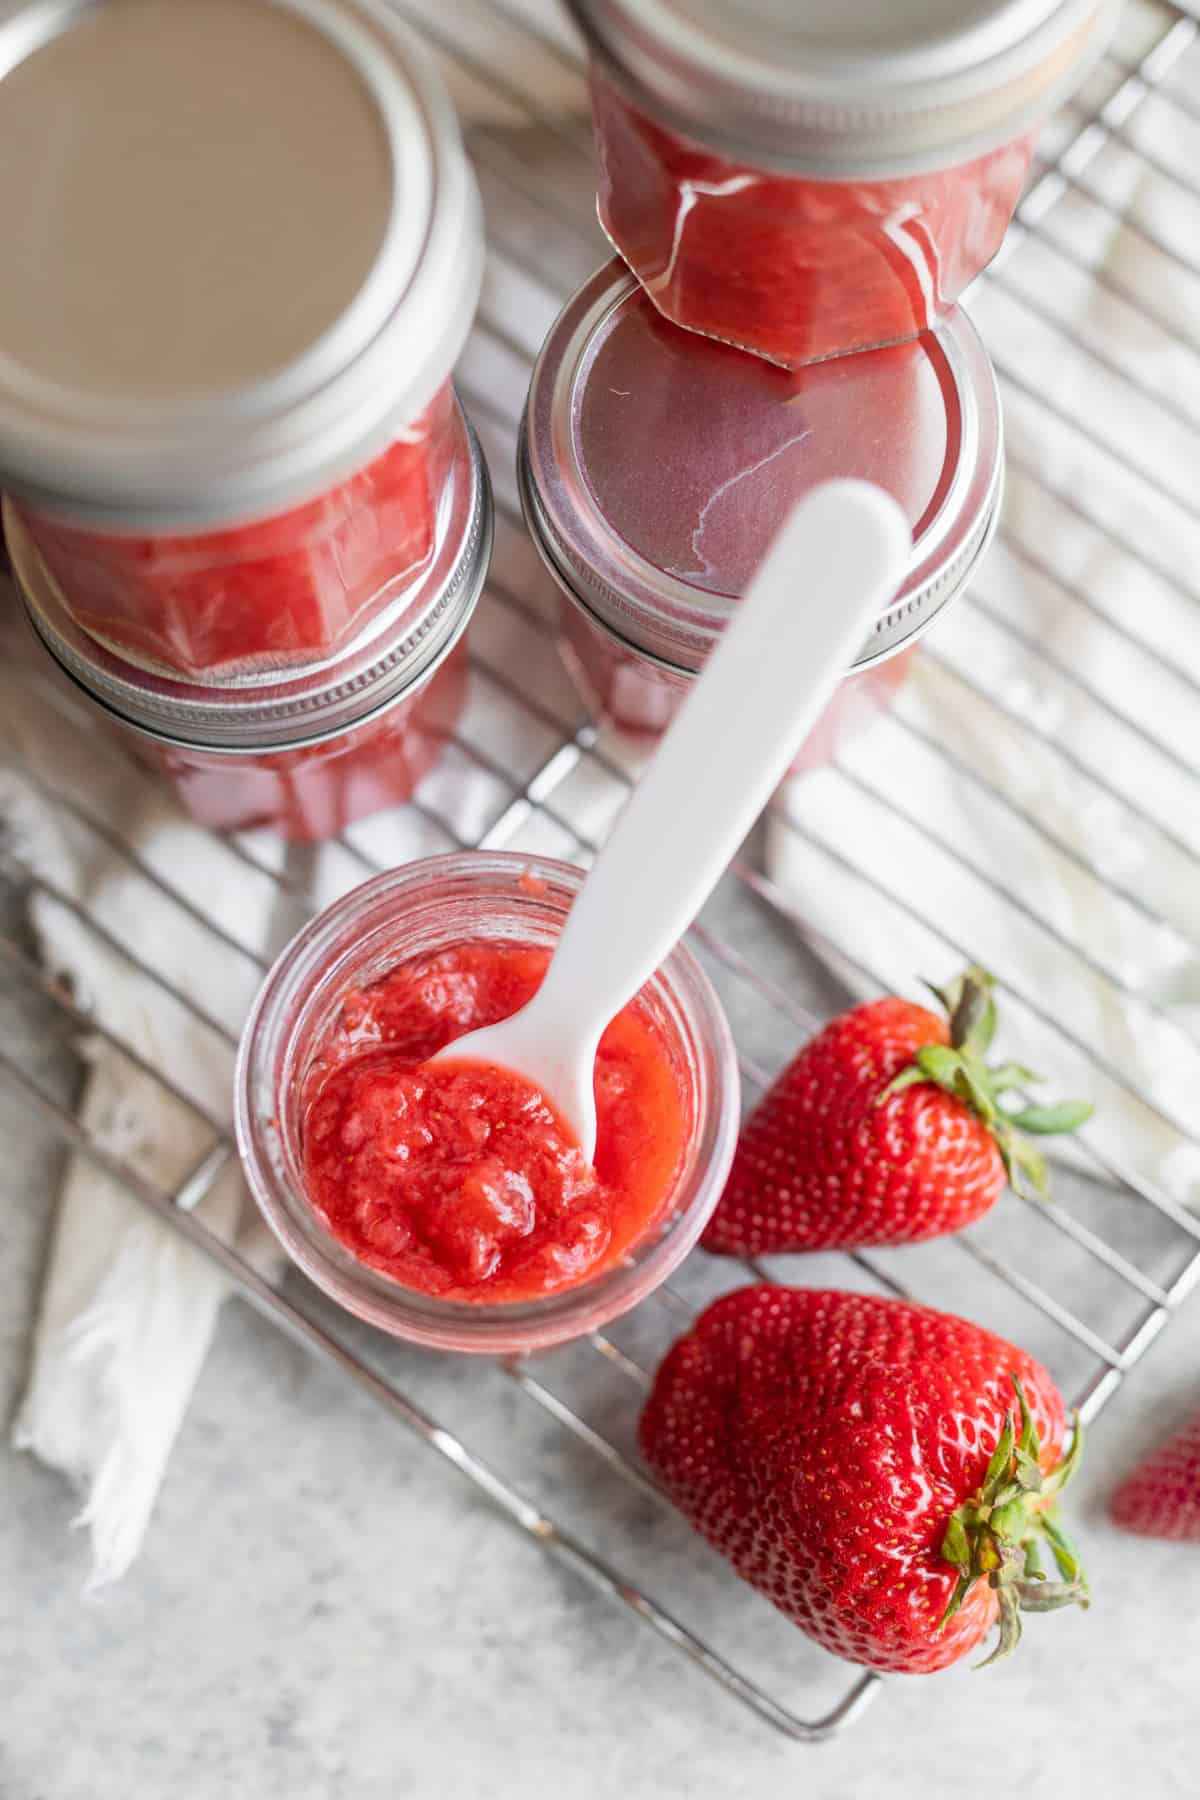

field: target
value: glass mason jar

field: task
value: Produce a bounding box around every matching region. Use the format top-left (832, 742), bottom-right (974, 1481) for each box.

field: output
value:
top-left (566, 0), bottom-right (1117, 367)
top-left (520, 261), bottom-right (1003, 759)
top-left (235, 852), bottom-right (740, 1353)
top-left (6, 426), bottom-right (493, 843)
top-left (0, 0), bottom-right (483, 678)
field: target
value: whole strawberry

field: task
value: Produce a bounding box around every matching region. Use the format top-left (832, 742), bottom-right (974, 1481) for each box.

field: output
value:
top-left (703, 967), bottom-right (1091, 1256)
top-left (1111, 1409), bottom-right (1200, 1541)
top-left (640, 1287), bottom-right (1087, 1673)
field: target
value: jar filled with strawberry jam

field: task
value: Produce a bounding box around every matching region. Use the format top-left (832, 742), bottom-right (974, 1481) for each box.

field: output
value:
top-left (236, 852), bottom-right (740, 1351)
top-left (0, 0), bottom-right (483, 678)
top-left (520, 261), bottom-right (1003, 763)
top-left (5, 430), bottom-right (492, 843)
top-left (567, 0), bottom-right (1116, 366)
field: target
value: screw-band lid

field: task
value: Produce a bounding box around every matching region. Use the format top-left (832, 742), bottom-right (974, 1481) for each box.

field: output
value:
top-left (567, 0), bottom-right (1117, 175)
top-left (0, 0), bottom-right (483, 530)
top-left (520, 260), bottom-right (1003, 677)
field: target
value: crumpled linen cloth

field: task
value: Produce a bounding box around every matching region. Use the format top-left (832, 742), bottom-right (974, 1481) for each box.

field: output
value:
top-left (2, 751), bottom-right (282, 1588)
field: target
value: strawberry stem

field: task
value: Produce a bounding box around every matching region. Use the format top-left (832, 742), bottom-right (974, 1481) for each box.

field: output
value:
top-left (935, 1375), bottom-right (1089, 1667)
top-left (880, 967), bottom-right (1093, 1201)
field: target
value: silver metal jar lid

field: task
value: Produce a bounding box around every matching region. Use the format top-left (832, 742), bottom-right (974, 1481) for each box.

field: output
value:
top-left (519, 260), bottom-right (1002, 676)
top-left (0, 0), bottom-right (483, 531)
top-left (7, 418), bottom-right (492, 754)
top-left (567, 0), bottom-right (1118, 176)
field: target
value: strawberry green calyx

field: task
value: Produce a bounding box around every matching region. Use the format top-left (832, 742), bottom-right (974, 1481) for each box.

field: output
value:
top-left (879, 966), bottom-right (1093, 1200)
top-left (937, 1376), bottom-right (1088, 1668)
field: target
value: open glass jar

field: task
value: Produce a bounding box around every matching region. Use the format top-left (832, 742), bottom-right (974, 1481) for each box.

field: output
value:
top-left (6, 427), bottom-right (492, 842)
top-left (520, 261), bottom-right (1003, 762)
top-left (235, 853), bottom-right (740, 1353)
top-left (0, 0), bottom-right (482, 678)
top-left (567, 0), bottom-right (1116, 366)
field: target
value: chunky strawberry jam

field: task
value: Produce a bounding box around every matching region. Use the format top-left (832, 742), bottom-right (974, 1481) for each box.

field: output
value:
top-left (15, 384), bottom-right (459, 678)
top-left (300, 941), bottom-right (690, 1301)
top-left (591, 74), bottom-right (1034, 368)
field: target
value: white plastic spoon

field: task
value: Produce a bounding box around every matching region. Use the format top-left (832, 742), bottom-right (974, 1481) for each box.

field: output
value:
top-left (434, 479), bottom-right (912, 1161)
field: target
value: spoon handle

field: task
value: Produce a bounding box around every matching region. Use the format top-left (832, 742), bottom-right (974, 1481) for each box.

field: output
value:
top-left (539, 480), bottom-right (912, 1039)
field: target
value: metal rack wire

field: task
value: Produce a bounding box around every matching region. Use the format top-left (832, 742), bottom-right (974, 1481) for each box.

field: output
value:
top-left (2, 0), bottom-right (1199, 1744)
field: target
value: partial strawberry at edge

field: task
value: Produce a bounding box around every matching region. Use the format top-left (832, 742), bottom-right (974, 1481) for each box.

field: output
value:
top-left (1111, 1409), bottom-right (1200, 1541)
top-left (639, 1286), bottom-right (1088, 1676)
top-left (703, 967), bottom-right (1093, 1258)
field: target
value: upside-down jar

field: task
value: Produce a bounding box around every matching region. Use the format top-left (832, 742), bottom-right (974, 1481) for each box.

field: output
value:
top-left (519, 261), bottom-right (1003, 764)
top-left (236, 852), bottom-right (740, 1352)
top-left (6, 430), bottom-right (492, 843)
top-left (0, 0), bottom-right (483, 678)
top-left (567, 0), bottom-right (1117, 366)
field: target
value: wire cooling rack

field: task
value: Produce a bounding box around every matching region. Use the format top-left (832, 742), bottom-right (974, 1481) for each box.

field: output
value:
top-left (2, 0), bottom-right (1200, 1744)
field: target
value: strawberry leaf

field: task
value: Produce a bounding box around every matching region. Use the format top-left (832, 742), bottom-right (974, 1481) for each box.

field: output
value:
top-left (1007, 1101), bottom-right (1094, 1135)
top-left (879, 966), bottom-right (1094, 1203)
top-left (1042, 1511), bottom-right (1087, 1592)
top-left (981, 1408), bottom-right (1016, 1498)
top-left (1013, 1377), bottom-right (1037, 1451)
top-left (877, 1065), bottom-right (928, 1103)
top-left (988, 1062), bottom-right (1044, 1092)
top-left (996, 1128), bottom-right (1049, 1201)
top-left (949, 967), bottom-right (997, 1059)
top-left (1012, 1577), bottom-right (1088, 1613)
top-left (942, 1512), bottom-right (971, 1570)
top-left (1040, 1414), bottom-right (1085, 1503)
top-left (938, 1385), bottom-right (1089, 1664)
top-left (936, 1570), bottom-right (974, 1632)
top-left (954, 1060), bottom-right (997, 1126)
top-left (915, 1044), bottom-right (963, 1088)
top-left (974, 1590), bottom-right (1022, 1669)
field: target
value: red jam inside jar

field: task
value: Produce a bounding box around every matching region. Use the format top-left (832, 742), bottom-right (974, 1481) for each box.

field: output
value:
top-left (300, 942), bottom-right (690, 1302)
top-left (591, 72), bottom-right (1035, 369)
top-left (14, 384), bottom-right (462, 679)
top-left (141, 639), bottom-right (469, 842)
top-left (6, 417), bottom-right (490, 843)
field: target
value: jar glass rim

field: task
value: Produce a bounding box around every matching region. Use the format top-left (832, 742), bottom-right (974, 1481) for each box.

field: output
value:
top-left (521, 261), bottom-right (1003, 674)
top-left (234, 850), bottom-right (741, 1353)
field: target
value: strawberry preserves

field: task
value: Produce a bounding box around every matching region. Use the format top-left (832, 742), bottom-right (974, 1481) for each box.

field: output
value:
top-left (569, 0), bottom-right (1115, 366)
top-left (13, 386), bottom-right (462, 678)
top-left (235, 854), bottom-right (740, 1351)
top-left (143, 639), bottom-right (470, 841)
top-left (5, 426), bottom-right (492, 842)
top-left (590, 74), bottom-right (1034, 368)
top-left (301, 942), bottom-right (689, 1301)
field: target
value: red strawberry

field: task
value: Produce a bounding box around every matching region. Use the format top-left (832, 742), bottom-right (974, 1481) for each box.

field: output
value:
top-left (703, 967), bottom-right (1092, 1256)
top-left (1111, 1409), bottom-right (1200, 1541)
top-left (640, 1286), bottom-right (1088, 1674)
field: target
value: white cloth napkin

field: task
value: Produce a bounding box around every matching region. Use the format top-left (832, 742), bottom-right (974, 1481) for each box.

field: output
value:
top-left (0, 745), bottom-right (280, 1587)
